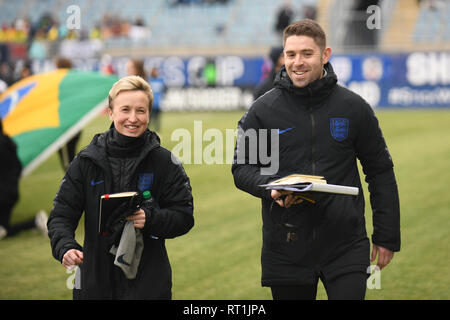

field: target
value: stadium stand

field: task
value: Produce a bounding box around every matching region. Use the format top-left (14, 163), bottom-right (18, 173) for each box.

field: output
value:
top-left (0, 0), bottom-right (316, 54)
top-left (2, 0), bottom-right (450, 48)
top-left (0, 0), bottom-right (448, 62)
top-left (379, 0), bottom-right (419, 51)
top-left (0, 0), bottom-right (449, 108)
top-left (380, 0), bottom-right (449, 51)
top-left (413, 0), bottom-right (449, 43)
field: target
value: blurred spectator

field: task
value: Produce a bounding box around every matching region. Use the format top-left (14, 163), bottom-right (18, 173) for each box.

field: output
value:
top-left (0, 44), bottom-right (9, 63)
top-left (19, 60), bottom-right (32, 80)
top-left (101, 13), bottom-right (129, 39)
top-left (129, 18), bottom-right (151, 43)
top-left (28, 39), bottom-right (47, 60)
top-left (100, 54), bottom-right (116, 75)
top-left (0, 79), bottom-right (6, 93)
top-left (203, 59), bottom-right (216, 87)
top-left (55, 57), bottom-right (82, 172)
top-left (0, 9), bottom-right (147, 59)
top-left (0, 20), bottom-right (28, 44)
top-left (89, 24), bottom-right (102, 40)
top-left (148, 67), bottom-right (166, 132)
top-left (302, 5), bottom-right (317, 20)
top-left (274, 1), bottom-right (293, 35)
top-left (253, 46), bottom-right (284, 100)
top-left (126, 58), bottom-right (147, 79)
top-left (47, 23), bottom-right (59, 41)
top-left (37, 13), bottom-right (54, 35)
top-left (54, 57), bottom-right (72, 69)
top-left (58, 23), bottom-right (69, 39)
top-left (0, 62), bottom-right (14, 87)
top-left (0, 117), bottom-right (48, 240)
top-left (9, 10), bottom-right (141, 43)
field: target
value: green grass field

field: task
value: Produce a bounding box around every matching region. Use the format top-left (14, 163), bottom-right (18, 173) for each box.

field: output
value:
top-left (0, 109), bottom-right (449, 300)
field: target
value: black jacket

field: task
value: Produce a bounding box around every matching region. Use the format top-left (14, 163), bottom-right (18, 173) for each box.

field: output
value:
top-left (253, 70), bottom-right (276, 101)
top-left (0, 119), bottom-right (22, 226)
top-left (48, 128), bottom-right (194, 299)
top-left (232, 63), bottom-right (400, 286)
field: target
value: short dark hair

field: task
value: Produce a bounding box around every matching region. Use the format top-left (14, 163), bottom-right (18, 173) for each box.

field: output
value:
top-left (283, 19), bottom-right (326, 50)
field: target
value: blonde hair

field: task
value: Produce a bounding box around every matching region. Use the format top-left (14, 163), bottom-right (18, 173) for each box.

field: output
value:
top-left (108, 75), bottom-right (153, 112)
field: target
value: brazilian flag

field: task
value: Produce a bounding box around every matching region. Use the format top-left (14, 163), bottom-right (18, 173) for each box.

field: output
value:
top-left (0, 69), bottom-right (118, 176)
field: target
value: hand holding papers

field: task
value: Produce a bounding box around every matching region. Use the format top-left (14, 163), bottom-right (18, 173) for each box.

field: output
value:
top-left (259, 174), bottom-right (359, 205)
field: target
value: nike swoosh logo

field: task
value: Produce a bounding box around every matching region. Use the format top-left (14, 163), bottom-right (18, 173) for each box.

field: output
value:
top-left (90, 179), bottom-right (104, 186)
top-left (117, 254), bottom-right (131, 266)
top-left (278, 127), bottom-right (295, 134)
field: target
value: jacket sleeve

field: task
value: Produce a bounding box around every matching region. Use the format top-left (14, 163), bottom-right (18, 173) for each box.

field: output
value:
top-left (47, 157), bottom-right (85, 262)
top-left (144, 155), bottom-right (194, 239)
top-left (355, 101), bottom-right (401, 252)
top-left (0, 135), bottom-right (21, 211)
top-left (231, 107), bottom-right (278, 200)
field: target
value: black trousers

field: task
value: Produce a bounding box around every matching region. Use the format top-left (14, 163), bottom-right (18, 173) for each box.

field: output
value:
top-left (1, 202), bottom-right (36, 237)
top-left (58, 133), bottom-right (81, 171)
top-left (271, 271), bottom-right (368, 300)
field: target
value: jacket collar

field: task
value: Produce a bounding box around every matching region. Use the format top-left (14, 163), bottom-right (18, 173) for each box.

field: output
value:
top-left (274, 62), bottom-right (337, 106)
top-left (79, 128), bottom-right (161, 170)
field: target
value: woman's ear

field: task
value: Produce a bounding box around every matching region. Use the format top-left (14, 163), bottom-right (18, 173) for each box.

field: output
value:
top-left (107, 107), bottom-right (114, 121)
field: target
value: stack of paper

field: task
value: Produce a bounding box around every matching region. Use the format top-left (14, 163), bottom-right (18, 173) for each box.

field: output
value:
top-left (259, 174), bottom-right (359, 196)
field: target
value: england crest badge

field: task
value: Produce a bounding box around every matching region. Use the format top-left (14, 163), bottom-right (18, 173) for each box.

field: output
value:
top-left (138, 173), bottom-right (154, 192)
top-left (330, 118), bottom-right (349, 141)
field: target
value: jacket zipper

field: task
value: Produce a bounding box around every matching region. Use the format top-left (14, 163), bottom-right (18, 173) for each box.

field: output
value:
top-left (309, 105), bottom-right (317, 242)
top-left (309, 110), bottom-right (316, 175)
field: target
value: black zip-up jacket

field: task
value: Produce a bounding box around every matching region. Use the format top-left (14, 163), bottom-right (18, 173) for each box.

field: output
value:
top-left (48, 128), bottom-right (194, 299)
top-left (232, 63), bottom-right (400, 286)
top-left (0, 119), bottom-right (22, 227)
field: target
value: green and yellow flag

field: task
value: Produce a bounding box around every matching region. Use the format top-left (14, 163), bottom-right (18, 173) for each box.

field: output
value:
top-left (0, 69), bottom-right (118, 176)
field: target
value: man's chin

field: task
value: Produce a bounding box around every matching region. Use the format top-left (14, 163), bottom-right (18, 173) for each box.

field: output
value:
top-left (293, 80), bottom-right (309, 88)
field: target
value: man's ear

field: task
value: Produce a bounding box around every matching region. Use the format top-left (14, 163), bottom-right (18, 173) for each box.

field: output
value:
top-left (322, 47), bottom-right (331, 64)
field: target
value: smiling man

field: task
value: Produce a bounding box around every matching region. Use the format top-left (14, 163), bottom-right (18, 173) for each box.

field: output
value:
top-left (283, 30), bottom-right (330, 88)
top-left (232, 20), bottom-right (400, 300)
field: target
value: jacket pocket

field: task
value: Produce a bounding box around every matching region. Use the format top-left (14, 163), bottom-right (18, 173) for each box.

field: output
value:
top-left (266, 222), bottom-right (308, 265)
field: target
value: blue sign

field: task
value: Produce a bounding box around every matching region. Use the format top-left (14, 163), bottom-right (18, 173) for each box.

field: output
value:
top-left (330, 51), bottom-right (450, 108)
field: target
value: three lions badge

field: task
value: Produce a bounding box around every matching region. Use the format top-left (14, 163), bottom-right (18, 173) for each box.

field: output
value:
top-left (330, 118), bottom-right (349, 141)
